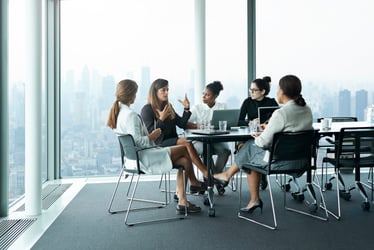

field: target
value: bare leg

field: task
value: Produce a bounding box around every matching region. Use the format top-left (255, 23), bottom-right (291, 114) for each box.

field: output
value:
top-left (214, 163), bottom-right (240, 182)
top-left (245, 170), bottom-right (261, 208)
top-left (177, 138), bottom-right (208, 177)
top-left (170, 145), bottom-right (202, 187)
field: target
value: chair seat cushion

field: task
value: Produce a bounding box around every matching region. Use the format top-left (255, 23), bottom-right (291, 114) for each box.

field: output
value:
top-left (242, 159), bottom-right (308, 178)
top-left (323, 155), bottom-right (374, 168)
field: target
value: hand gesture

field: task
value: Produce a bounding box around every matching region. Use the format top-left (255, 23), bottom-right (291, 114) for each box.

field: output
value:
top-left (156, 103), bottom-right (172, 121)
top-left (178, 93), bottom-right (190, 109)
top-left (149, 128), bottom-right (162, 141)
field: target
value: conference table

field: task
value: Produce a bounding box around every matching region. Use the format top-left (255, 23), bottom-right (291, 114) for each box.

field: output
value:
top-left (185, 128), bottom-right (254, 217)
top-left (313, 121), bottom-right (373, 136)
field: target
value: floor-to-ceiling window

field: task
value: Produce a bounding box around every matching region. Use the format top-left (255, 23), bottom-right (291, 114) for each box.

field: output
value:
top-left (8, 0), bottom-right (48, 205)
top-left (206, 0), bottom-right (247, 108)
top-left (256, 0), bottom-right (374, 121)
top-left (60, 0), bottom-right (248, 177)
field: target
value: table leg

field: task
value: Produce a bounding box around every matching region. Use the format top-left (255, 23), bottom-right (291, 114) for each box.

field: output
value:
top-left (204, 142), bottom-right (215, 217)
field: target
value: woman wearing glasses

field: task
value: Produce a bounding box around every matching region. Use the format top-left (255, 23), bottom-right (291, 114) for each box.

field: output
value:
top-left (237, 77), bottom-right (278, 190)
top-left (214, 75), bottom-right (313, 213)
top-left (237, 76), bottom-right (278, 126)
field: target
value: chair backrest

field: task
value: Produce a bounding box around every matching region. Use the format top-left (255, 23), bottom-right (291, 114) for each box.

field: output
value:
top-left (336, 127), bottom-right (374, 165)
top-left (118, 134), bottom-right (142, 173)
top-left (268, 130), bottom-right (317, 174)
top-left (317, 117), bottom-right (357, 123)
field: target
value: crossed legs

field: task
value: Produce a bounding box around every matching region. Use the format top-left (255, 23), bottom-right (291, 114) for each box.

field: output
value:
top-left (214, 163), bottom-right (262, 208)
top-left (170, 145), bottom-right (204, 206)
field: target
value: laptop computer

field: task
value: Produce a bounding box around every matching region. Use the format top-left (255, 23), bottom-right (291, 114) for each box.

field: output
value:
top-left (191, 130), bottom-right (230, 135)
top-left (211, 109), bottom-right (240, 130)
top-left (258, 106), bottom-right (279, 124)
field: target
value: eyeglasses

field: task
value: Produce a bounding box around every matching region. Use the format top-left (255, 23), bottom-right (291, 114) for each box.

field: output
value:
top-left (249, 88), bottom-right (260, 93)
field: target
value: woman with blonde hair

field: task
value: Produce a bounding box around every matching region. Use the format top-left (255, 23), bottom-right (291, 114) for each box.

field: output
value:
top-left (141, 78), bottom-right (209, 185)
top-left (107, 79), bottom-right (204, 214)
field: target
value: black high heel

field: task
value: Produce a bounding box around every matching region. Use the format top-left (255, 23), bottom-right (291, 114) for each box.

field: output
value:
top-left (213, 177), bottom-right (229, 187)
top-left (240, 199), bottom-right (263, 214)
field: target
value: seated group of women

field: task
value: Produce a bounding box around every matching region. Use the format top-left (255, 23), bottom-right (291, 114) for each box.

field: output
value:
top-left (106, 74), bottom-right (313, 214)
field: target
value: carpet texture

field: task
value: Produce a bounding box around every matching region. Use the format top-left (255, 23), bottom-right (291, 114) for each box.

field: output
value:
top-left (32, 174), bottom-right (373, 250)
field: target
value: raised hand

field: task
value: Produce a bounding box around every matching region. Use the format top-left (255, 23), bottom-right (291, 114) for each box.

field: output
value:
top-left (178, 93), bottom-right (190, 109)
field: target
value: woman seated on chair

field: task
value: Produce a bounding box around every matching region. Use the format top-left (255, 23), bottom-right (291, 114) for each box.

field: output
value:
top-left (140, 78), bottom-right (209, 179)
top-left (214, 75), bottom-right (313, 213)
top-left (186, 81), bottom-right (231, 195)
top-left (107, 79), bottom-right (206, 214)
top-left (237, 76), bottom-right (278, 190)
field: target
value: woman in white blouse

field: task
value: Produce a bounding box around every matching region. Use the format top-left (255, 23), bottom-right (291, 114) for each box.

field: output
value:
top-left (107, 79), bottom-right (205, 214)
top-left (213, 75), bottom-right (313, 213)
top-left (187, 81), bottom-right (231, 195)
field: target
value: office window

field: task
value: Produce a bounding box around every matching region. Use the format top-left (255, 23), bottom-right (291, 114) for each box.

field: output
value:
top-left (206, 0), bottom-right (247, 108)
top-left (8, 0), bottom-right (48, 204)
top-left (60, 0), bottom-right (248, 177)
top-left (60, 0), bottom-right (195, 177)
top-left (256, 0), bottom-right (374, 120)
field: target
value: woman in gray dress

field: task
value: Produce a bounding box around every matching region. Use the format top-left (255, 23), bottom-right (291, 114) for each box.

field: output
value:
top-left (214, 75), bottom-right (313, 213)
top-left (107, 79), bottom-right (205, 214)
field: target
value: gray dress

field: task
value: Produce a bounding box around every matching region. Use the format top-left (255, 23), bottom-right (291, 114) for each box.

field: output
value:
top-left (234, 100), bottom-right (313, 176)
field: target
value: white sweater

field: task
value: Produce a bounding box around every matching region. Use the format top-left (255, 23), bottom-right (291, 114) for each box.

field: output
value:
top-left (255, 100), bottom-right (313, 148)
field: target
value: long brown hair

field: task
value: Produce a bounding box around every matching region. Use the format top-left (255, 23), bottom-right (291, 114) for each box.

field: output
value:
top-left (279, 75), bottom-right (306, 106)
top-left (147, 78), bottom-right (175, 119)
top-left (106, 79), bottom-right (138, 129)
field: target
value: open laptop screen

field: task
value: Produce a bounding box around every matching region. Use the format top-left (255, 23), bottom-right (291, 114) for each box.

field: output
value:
top-left (211, 109), bottom-right (240, 129)
top-left (258, 106), bottom-right (279, 124)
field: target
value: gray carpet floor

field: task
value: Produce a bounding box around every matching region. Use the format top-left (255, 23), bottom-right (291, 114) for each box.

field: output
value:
top-left (32, 174), bottom-right (373, 250)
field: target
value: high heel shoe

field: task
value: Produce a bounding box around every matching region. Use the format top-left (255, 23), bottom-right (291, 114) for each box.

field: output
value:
top-left (240, 199), bottom-right (263, 214)
top-left (213, 177), bottom-right (229, 188)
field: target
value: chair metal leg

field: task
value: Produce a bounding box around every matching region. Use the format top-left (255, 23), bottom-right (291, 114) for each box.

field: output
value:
top-left (107, 167), bottom-right (128, 214)
top-left (319, 168), bottom-right (342, 220)
top-left (237, 171), bottom-right (277, 230)
top-left (124, 170), bottom-right (187, 226)
top-left (285, 174), bottom-right (329, 222)
top-left (238, 170), bottom-right (329, 230)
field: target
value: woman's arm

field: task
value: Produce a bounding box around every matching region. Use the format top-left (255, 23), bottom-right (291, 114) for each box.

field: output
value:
top-left (141, 104), bottom-right (165, 133)
top-left (255, 110), bottom-right (285, 148)
top-left (238, 99), bottom-right (248, 126)
top-left (126, 112), bottom-right (153, 148)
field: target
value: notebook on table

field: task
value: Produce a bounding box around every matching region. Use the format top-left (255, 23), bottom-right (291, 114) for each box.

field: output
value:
top-left (211, 109), bottom-right (240, 130)
top-left (258, 106), bottom-right (279, 124)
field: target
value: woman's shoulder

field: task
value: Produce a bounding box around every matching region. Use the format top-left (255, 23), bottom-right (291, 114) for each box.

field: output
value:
top-left (141, 103), bottom-right (152, 110)
top-left (141, 103), bottom-right (153, 114)
top-left (263, 97), bottom-right (278, 106)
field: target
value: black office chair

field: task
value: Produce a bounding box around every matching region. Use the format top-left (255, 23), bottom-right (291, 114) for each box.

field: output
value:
top-left (107, 134), bottom-right (187, 226)
top-left (322, 127), bottom-right (374, 220)
top-left (238, 130), bottom-right (328, 230)
top-left (316, 117), bottom-right (358, 190)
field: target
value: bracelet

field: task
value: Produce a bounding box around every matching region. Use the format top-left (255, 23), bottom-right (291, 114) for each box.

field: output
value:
top-left (184, 107), bottom-right (190, 111)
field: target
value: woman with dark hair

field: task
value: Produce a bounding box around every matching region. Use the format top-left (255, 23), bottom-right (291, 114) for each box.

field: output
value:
top-left (187, 81), bottom-right (231, 195)
top-left (237, 77), bottom-right (278, 189)
top-left (107, 79), bottom-right (204, 214)
top-left (238, 76), bottom-right (278, 126)
top-left (141, 78), bottom-right (208, 188)
top-left (214, 75), bottom-right (313, 213)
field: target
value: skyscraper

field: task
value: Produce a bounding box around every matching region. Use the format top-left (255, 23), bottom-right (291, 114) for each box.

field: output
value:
top-left (338, 89), bottom-right (351, 116)
top-left (355, 89), bottom-right (368, 121)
